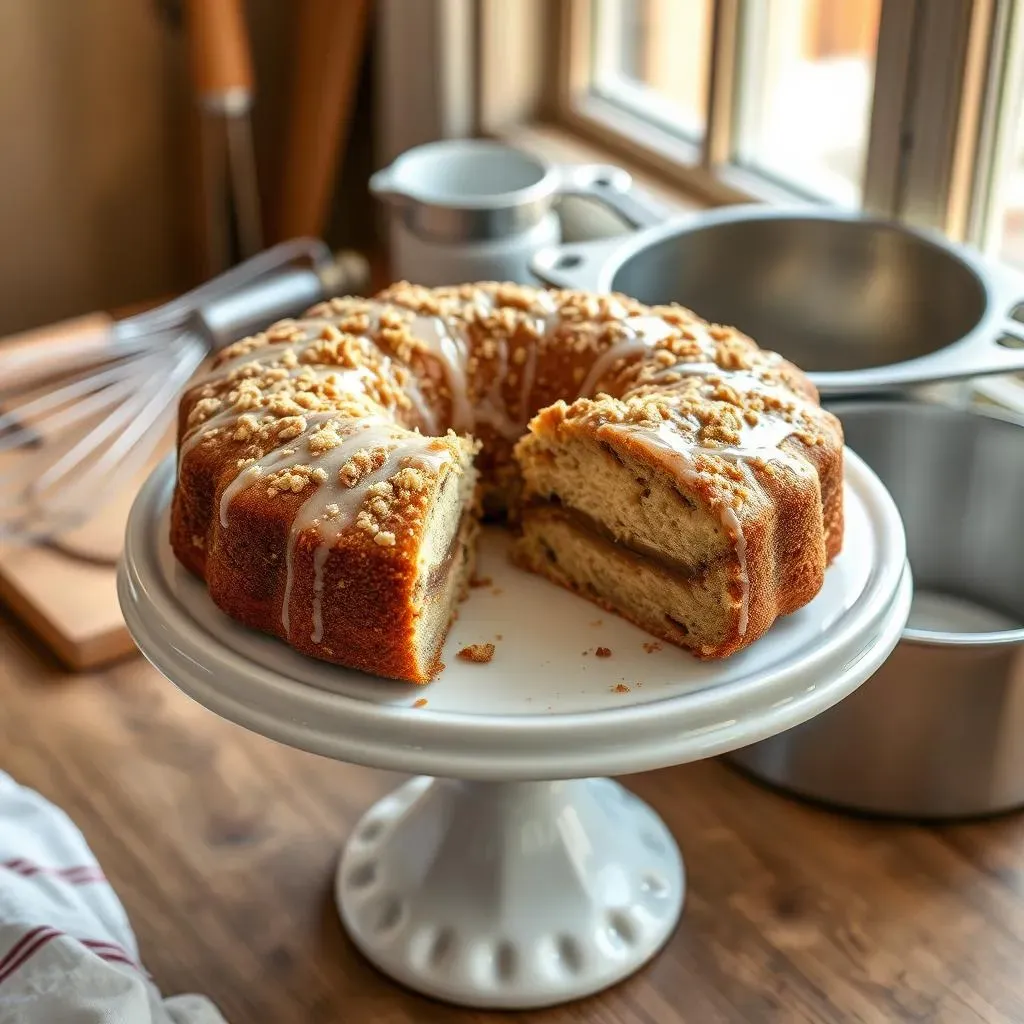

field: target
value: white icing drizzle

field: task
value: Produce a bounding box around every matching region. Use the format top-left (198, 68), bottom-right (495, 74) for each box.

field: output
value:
top-left (399, 367), bottom-right (437, 434)
top-left (179, 367), bottom-right (375, 466)
top-left (612, 390), bottom-right (812, 638)
top-left (410, 313), bottom-right (473, 432)
top-left (576, 316), bottom-right (682, 399)
top-left (294, 423), bottom-right (453, 641)
top-left (532, 287), bottom-right (562, 340)
top-left (474, 334), bottom-right (523, 440)
top-left (472, 288), bottom-right (496, 317)
top-left (215, 414), bottom-right (453, 638)
top-left (489, 288), bottom-right (558, 428)
top-left (203, 304), bottom-right (451, 434)
top-left (312, 545), bottom-right (330, 644)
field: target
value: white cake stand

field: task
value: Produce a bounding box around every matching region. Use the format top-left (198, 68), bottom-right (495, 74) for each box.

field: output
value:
top-left (118, 451), bottom-right (910, 1010)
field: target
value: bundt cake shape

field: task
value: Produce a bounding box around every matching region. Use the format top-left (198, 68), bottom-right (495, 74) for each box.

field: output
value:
top-left (171, 282), bottom-right (844, 683)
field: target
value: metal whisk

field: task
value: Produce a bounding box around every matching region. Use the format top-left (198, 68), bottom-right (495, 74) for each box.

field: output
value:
top-left (0, 238), bottom-right (368, 552)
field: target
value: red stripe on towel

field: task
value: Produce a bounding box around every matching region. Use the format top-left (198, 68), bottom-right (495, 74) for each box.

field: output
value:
top-left (0, 927), bottom-right (61, 985)
top-left (80, 939), bottom-right (141, 966)
top-left (0, 927), bottom-right (55, 973)
top-left (0, 930), bottom-right (148, 986)
top-left (1, 858), bottom-right (107, 884)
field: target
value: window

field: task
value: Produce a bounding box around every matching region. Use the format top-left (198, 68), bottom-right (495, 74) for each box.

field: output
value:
top-left (992, 99), bottom-right (1024, 268)
top-left (556, 0), bottom-right (903, 209)
top-left (590, 0), bottom-right (713, 145)
top-left (733, 0), bottom-right (880, 205)
top-left (973, 1), bottom-right (1024, 270)
top-left (542, 0), bottom-right (1022, 235)
top-left (962, 0), bottom-right (1024, 412)
top-left (583, 0), bottom-right (881, 205)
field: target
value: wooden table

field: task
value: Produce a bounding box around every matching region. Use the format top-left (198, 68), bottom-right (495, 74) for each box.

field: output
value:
top-left (2, 614), bottom-right (1023, 1023)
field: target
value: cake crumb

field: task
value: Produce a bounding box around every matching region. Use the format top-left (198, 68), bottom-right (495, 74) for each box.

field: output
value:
top-left (491, 587), bottom-right (503, 596)
top-left (596, 647), bottom-right (612, 658)
top-left (412, 698), bottom-right (428, 708)
top-left (469, 575), bottom-right (493, 588)
top-left (590, 619), bottom-right (603, 627)
top-left (495, 633), bottom-right (503, 641)
top-left (458, 642), bottom-right (496, 664)
top-left (642, 641), bottom-right (663, 653)
top-left (612, 683), bottom-right (631, 693)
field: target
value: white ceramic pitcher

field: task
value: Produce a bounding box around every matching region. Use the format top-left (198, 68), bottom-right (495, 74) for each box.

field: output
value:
top-left (370, 139), bottom-right (665, 287)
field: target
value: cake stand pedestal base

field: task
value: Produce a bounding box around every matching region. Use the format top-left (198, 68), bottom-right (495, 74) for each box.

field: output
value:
top-left (336, 776), bottom-right (684, 1009)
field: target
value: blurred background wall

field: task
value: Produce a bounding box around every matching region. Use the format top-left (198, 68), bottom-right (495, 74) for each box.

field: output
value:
top-left (0, 0), bottom-right (377, 337)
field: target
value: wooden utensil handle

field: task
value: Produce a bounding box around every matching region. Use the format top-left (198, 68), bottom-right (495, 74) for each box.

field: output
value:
top-left (0, 313), bottom-right (115, 394)
top-left (183, 0), bottom-right (254, 108)
top-left (276, 0), bottom-right (372, 240)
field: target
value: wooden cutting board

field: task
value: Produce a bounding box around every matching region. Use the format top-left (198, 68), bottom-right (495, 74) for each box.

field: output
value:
top-left (0, 313), bottom-right (175, 670)
top-left (0, 459), bottom-right (167, 670)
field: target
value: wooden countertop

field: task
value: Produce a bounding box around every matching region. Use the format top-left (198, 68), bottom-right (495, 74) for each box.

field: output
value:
top-left (2, 615), bottom-right (1024, 1023)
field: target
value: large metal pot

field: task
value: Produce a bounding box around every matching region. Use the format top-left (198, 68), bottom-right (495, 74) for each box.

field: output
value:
top-left (530, 205), bottom-right (1024, 395)
top-left (728, 399), bottom-right (1024, 819)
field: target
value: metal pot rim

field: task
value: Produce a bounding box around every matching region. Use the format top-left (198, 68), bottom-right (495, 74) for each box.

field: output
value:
top-left (530, 204), bottom-right (1024, 394)
top-left (828, 394), bottom-right (1024, 648)
top-left (550, 202), bottom-right (1003, 290)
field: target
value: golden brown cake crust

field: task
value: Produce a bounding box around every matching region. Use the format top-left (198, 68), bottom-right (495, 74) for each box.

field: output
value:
top-left (170, 282), bottom-right (844, 681)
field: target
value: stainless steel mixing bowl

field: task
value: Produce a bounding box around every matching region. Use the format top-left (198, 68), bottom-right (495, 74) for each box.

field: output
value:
top-left (728, 399), bottom-right (1024, 819)
top-left (530, 205), bottom-right (1024, 395)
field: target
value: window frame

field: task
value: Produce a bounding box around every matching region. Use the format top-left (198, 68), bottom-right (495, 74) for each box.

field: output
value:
top-left (550, 0), bottom-right (993, 221)
top-left (961, 0), bottom-right (1024, 254)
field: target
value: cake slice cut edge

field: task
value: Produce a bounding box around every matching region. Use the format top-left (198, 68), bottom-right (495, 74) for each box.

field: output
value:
top-left (171, 427), bottom-right (483, 685)
top-left (512, 407), bottom-right (831, 658)
top-left (406, 457), bottom-right (482, 681)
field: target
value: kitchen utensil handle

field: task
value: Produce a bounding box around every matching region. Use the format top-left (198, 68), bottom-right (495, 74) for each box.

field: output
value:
top-left (183, 0), bottom-right (254, 111)
top-left (812, 320), bottom-right (1024, 395)
top-left (0, 313), bottom-right (117, 395)
top-left (188, 247), bottom-right (371, 351)
top-left (529, 236), bottom-right (632, 292)
top-left (553, 164), bottom-right (669, 230)
top-left (276, 0), bottom-right (372, 241)
top-left (118, 238), bottom-right (334, 337)
top-left (191, 267), bottom-right (330, 350)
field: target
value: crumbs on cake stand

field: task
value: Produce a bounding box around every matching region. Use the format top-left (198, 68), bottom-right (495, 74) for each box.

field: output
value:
top-left (611, 683), bottom-right (631, 694)
top-left (642, 641), bottom-right (662, 653)
top-left (469, 575), bottom-right (492, 588)
top-left (582, 646), bottom-right (613, 657)
top-left (458, 642), bottom-right (496, 664)
top-left (412, 698), bottom-right (428, 708)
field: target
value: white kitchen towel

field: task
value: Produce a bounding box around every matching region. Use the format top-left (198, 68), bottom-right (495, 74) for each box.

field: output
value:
top-left (0, 771), bottom-right (227, 1023)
